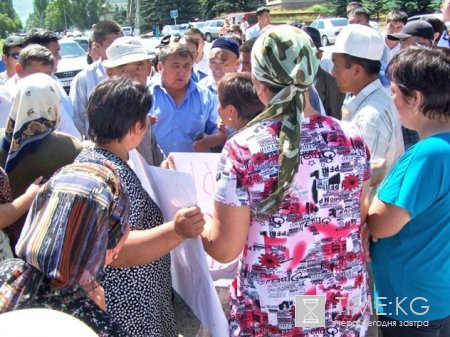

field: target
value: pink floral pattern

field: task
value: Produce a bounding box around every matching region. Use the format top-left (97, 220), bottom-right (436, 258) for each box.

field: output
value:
top-left (215, 115), bottom-right (371, 336)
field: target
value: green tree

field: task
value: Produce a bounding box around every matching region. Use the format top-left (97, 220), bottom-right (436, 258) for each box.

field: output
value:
top-left (324, 0), bottom-right (348, 17)
top-left (141, 0), bottom-right (200, 26)
top-left (27, 0), bottom-right (49, 29)
top-left (362, 0), bottom-right (390, 20)
top-left (45, 0), bottom-right (70, 31)
top-left (0, 0), bottom-right (22, 37)
top-left (199, 0), bottom-right (258, 19)
top-left (113, 5), bottom-right (128, 26)
top-left (386, 0), bottom-right (435, 15)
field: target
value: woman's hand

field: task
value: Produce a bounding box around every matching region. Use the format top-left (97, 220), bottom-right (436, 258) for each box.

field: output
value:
top-left (173, 206), bottom-right (205, 239)
top-left (361, 223), bottom-right (377, 263)
top-left (24, 176), bottom-right (44, 201)
top-left (160, 154), bottom-right (176, 170)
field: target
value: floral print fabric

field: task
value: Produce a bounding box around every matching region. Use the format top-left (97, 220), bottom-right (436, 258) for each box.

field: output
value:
top-left (215, 115), bottom-right (371, 337)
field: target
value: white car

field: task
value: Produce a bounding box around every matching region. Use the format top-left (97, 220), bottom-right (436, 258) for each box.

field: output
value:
top-left (54, 39), bottom-right (88, 94)
top-left (201, 19), bottom-right (225, 42)
top-left (310, 18), bottom-right (348, 46)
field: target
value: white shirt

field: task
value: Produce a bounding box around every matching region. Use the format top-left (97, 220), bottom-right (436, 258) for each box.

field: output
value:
top-left (342, 79), bottom-right (404, 199)
top-left (245, 23), bottom-right (261, 40)
top-left (69, 60), bottom-right (108, 138)
top-left (195, 52), bottom-right (211, 76)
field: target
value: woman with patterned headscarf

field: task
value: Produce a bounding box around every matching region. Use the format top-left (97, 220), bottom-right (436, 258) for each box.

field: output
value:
top-left (0, 73), bottom-right (82, 248)
top-left (202, 25), bottom-right (372, 336)
top-left (0, 162), bottom-right (131, 336)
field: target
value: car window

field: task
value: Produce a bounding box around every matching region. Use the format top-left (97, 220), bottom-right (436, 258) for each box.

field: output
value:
top-left (60, 41), bottom-right (86, 58)
top-left (317, 21), bottom-right (324, 29)
top-left (310, 21), bottom-right (317, 28)
top-left (330, 18), bottom-right (348, 27)
top-left (218, 21), bottom-right (224, 27)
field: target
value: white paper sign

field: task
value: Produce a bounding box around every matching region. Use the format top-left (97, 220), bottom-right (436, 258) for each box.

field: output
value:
top-left (171, 152), bottom-right (238, 288)
top-left (171, 152), bottom-right (220, 216)
top-left (128, 150), bottom-right (228, 336)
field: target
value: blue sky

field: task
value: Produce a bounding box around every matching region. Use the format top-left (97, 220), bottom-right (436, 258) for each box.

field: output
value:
top-left (12, 0), bottom-right (33, 26)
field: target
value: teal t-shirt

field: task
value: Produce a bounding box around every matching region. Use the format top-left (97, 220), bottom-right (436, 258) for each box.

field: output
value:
top-left (371, 133), bottom-right (450, 321)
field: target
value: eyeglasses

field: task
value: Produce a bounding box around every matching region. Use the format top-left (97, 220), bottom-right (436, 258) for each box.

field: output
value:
top-left (8, 52), bottom-right (20, 60)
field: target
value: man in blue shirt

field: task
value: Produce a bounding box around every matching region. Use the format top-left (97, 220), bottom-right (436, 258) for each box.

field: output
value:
top-left (149, 43), bottom-right (224, 154)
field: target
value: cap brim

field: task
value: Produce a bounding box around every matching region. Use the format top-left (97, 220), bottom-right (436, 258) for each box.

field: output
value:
top-left (387, 32), bottom-right (411, 41)
top-left (320, 45), bottom-right (345, 54)
top-left (102, 53), bottom-right (152, 68)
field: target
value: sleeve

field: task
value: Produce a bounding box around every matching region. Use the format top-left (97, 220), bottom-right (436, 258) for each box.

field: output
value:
top-left (204, 90), bottom-right (219, 135)
top-left (214, 139), bottom-right (250, 207)
top-left (357, 105), bottom-right (392, 162)
top-left (69, 73), bottom-right (89, 138)
top-left (377, 144), bottom-right (440, 218)
top-left (0, 167), bottom-right (12, 204)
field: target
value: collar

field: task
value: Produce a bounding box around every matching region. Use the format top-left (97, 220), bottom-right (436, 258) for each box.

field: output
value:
top-left (343, 79), bottom-right (383, 114)
top-left (152, 76), bottom-right (197, 98)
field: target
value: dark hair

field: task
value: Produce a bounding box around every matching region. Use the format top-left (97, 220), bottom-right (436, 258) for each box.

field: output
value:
top-left (287, 19), bottom-right (304, 29)
top-left (386, 10), bottom-right (408, 25)
top-left (423, 17), bottom-right (445, 42)
top-left (185, 27), bottom-right (205, 41)
top-left (18, 44), bottom-right (54, 69)
top-left (179, 35), bottom-right (199, 49)
top-left (23, 29), bottom-right (59, 48)
top-left (343, 54), bottom-right (381, 75)
top-left (388, 46), bottom-right (450, 121)
top-left (229, 35), bottom-right (242, 47)
top-left (256, 6), bottom-right (270, 16)
top-left (92, 20), bottom-right (123, 44)
top-left (218, 72), bottom-right (264, 122)
top-left (159, 43), bottom-right (193, 63)
top-left (349, 7), bottom-right (371, 21)
top-left (240, 37), bottom-right (257, 53)
top-left (87, 77), bottom-right (151, 144)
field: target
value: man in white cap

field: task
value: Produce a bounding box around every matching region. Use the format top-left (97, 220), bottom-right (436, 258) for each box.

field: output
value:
top-left (102, 36), bottom-right (164, 166)
top-left (322, 24), bottom-right (404, 198)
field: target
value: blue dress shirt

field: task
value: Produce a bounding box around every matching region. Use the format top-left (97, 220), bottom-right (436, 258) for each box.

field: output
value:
top-left (149, 77), bottom-right (218, 155)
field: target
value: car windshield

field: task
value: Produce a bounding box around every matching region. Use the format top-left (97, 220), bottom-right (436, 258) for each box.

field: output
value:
top-left (60, 41), bottom-right (86, 58)
top-left (330, 18), bottom-right (348, 27)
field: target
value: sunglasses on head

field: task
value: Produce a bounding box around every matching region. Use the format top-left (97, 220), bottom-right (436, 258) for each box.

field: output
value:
top-left (8, 52), bottom-right (20, 60)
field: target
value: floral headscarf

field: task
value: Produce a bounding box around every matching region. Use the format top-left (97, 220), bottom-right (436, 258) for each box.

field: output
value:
top-left (249, 25), bottom-right (319, 215)
top-left (2, 73), bottom-right (61, 172)
top-left (0, 162), bottom-right (130, 312)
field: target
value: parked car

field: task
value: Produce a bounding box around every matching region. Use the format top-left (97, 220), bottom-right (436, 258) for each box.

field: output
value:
top-left (54, 39), bottom-right (88, 94)
top-left (189, 21), bottom-right (208, 30)
top-left (70, 36), bottom-right (89, 52)
top-left (310, 18), bottom-right (348, 46)
top-left (201, 19), bottom-right (225, 42)
top-left (122, 26), bottom-right (133, 36)
top-left (161, 24), bottom-right (188, 37)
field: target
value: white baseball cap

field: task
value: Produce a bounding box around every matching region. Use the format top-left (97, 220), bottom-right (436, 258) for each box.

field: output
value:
top-left (103, 36), bottom-right (151, 68)
top-left (320, 24), bottom-right (384, 61)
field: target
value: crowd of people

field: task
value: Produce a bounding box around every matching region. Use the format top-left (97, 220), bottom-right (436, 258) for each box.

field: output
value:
top-left (0, 1), bottom-right (449, 336)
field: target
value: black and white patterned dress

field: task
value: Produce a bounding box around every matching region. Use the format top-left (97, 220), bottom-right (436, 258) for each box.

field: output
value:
top-left (76, 148), bottom-right (176, 337)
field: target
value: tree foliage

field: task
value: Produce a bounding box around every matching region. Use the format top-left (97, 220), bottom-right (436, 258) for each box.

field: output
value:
top-left (0, 0), bottom-right (22, 37)
top-left (325, 0), bottom-right (438, 17)
top-left (27, 0), bottom-right (106, 32)
top-left (199, 0), bottom-right (259, 19)
top-left (140, 0), bottom-right (200, 27)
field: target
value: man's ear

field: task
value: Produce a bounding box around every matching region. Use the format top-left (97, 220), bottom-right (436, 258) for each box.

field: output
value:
top-left (15, 63), bottom-right (23, 77)
top-left (157, 61), bottom-right (163, 74)
top-left (105, 67), bottom-right (113, 77)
